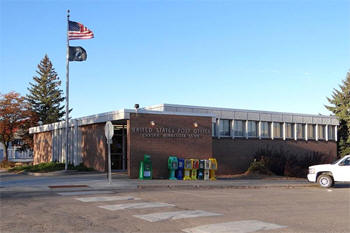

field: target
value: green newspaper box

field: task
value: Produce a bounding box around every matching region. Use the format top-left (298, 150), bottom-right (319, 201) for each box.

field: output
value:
top-left (142, 154), bottom-right (152, 180)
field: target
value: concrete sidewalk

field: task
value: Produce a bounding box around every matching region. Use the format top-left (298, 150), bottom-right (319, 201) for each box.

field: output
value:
top-left (135, 178), bottom-right (312, 190)
top-left (0, 170), bottom-right (315, 193)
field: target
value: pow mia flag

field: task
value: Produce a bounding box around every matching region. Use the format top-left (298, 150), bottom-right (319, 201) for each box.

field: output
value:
top-left (69, 46), bottom-right (87, 61)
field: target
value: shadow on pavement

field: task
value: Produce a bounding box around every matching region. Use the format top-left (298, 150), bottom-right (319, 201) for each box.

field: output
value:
top-left (333, 183), bottom-right (350, 189)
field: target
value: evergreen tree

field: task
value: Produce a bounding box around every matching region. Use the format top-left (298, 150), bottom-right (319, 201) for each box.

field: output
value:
top-left (325, 71), bottom-right (350, 157)
top-left (27, 55), bottom-right (65, 125)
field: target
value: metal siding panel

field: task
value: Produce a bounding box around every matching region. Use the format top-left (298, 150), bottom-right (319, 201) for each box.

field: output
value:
top-left (176, 107), bottom-right (193, 113)
top-left (69, 126), bottom-right (74, 164)
top-left (321, 118), bottom-right (331, 125)
top-left (77, 126), bottom-right (82, 164)
top-left (165, 106), bottom-right (177, 112)
top-left (53, 130), bottom-right (58, 161)
top-left (282, 114), bottom-right (293, 122)
top-left (330, 118), bottom-right (339, 125)
top-left (208, 110), bottom-right (222, 118)
top-left (312, 117), bottom-right (322, 124)
top-left (221, 111), bottom-right (234, 119)
top-left (271, 114), bottom-right (283, 122)
top-left (51, 131), bottom-right (55, 162)
top-left (61, 128), bottom-right (65, 163)
top-left (234, 111), bottom-right (248, 120)
top-left (247, 112), bottom-right (259, 121)
top-left (58, 129), bottom-right (62, 162)
top-left (303, 117), bottom-right (313, 124)
top-left (292, 115), bottom-right (303, 123)
top-left (260, 114), bottom-right (272, 121)
top-left (194, 108), bottom-right (209, 114)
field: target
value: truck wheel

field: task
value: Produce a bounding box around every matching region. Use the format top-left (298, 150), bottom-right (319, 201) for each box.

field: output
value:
top-left (317, 174), bottom-right (334, 188)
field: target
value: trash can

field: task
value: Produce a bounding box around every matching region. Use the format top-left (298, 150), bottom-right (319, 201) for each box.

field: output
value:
top-left (176, 158), bottom-right (184, 180)
top-left (168, 156), bottom-right (178, 180)
top-left (209, 158), bottom-right (218, 180)
top-left (143, 154), bottom-right (152, 180)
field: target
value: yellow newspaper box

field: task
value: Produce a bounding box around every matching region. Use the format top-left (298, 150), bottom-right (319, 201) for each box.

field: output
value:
top-left (209, 158), bottom-right (218, 180)
top-left (184, 159), bottom-right (193, 180)
top-left (191, 159), bottom-right (199, 180)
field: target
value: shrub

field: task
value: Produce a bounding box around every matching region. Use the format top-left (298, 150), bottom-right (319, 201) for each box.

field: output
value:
top-left (284, 151), bottom-right (328, 177)
top-left (246, 158), bottom-right (273, 175)
top-left (8, 162), bottom-right (64, 173)
top-left (8, 162), bottom-right (94, 173)
top-left (0, 160), bottom-right (16, 168)
top-left (253, 147), bottom-right (329, 178)
top-left (72, 163), bottom-right (95, 171)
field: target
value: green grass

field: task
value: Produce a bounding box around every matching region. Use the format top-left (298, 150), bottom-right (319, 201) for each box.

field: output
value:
top-left (8, 162), bottom-right (94, 173)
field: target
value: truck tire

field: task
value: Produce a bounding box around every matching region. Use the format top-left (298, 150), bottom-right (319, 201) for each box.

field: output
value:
top-left (317, 174), bottom-right (334, 188)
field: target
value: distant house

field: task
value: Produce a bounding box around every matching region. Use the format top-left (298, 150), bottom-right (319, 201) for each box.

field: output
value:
top-left (0, 137), bottom-right (33, 162)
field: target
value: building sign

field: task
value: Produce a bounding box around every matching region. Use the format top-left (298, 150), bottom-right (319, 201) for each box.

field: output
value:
top-left (131, 127), bottom-right (211, 138)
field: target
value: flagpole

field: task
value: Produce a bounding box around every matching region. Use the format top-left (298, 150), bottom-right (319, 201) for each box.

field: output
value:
top-left (65, 9), bottom-right (70, 171)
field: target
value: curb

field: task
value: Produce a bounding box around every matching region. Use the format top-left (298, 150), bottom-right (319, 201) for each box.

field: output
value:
top-left (23, 170), bottom-right (101, 176)
top-left (136, 183), bottom-right (315, 190)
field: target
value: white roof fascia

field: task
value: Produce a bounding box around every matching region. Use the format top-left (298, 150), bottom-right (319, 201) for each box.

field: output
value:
top-left (29, 108), bottom-right (215, 134)
top-left (143, 104), bottom-right (165, 111)
top-left (29, 109), bottom-right (127, 134)
top-left (162, 103), bottom-right (338, 124)
top-left (127, 108), bottom-right (214, 118)
top-left (29, 103), bottom-right (338, 134)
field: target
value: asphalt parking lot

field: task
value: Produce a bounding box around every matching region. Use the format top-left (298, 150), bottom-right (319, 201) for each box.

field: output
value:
top-left (1, 172), bottom-right (349, 233)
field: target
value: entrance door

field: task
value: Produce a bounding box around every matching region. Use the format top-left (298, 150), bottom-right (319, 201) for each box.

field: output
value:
top-left (110, 125), bottom-right (127, 170)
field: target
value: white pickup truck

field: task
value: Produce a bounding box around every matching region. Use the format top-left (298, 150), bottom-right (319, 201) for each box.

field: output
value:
top-left (307, 155), bottom-right (350, 188)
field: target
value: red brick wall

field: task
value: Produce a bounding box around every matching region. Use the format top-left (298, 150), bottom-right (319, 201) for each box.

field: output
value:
top-left (33, 132), bottom-right (52, 164)
top-left (128, 113), bottom-right (212, 178)
top-left (80, 123), bottom-right (107, 172)
top-left (213, 138), bottom-right (337, 175)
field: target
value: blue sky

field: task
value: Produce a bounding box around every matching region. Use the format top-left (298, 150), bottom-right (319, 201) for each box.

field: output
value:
top-left (1, 0), bottom-right (349, 118)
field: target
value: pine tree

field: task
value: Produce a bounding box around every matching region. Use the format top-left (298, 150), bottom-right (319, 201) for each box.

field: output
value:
top-left (27, 55), bottom-right (65, 125)
top-left (325, 71), bottom-right (350, 157)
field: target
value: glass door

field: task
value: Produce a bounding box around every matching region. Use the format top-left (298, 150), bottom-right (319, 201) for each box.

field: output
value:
top-left (111, 125), bottom-right (127, 170)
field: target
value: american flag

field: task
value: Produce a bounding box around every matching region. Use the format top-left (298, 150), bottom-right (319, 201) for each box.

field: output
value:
top-left (68, 21), bottom-right (94, 40)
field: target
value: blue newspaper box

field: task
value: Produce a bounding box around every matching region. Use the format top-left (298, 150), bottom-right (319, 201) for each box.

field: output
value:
top-left (176, 158), bottom-right (184, 180)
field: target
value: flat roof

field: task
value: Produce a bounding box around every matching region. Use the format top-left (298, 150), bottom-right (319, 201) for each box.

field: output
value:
top-left (29, 108), bottom-right (215, 134)
top-left (29, 103), bottom-right (338, 134)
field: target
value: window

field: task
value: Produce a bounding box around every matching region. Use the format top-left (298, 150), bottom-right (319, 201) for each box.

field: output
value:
top-left (233, 120), bottom-right (245, 137)
top-left (296, 124), bottom-right (305, 139)
top-left (328, 125), bottom-right (336, 140)
top-left (247, 121), bottom-right (258, 137)
top-left (285, 123), bottom-right (294, 139)
top-left (340, 157), bottom-right (350, 166)
top-left (307, 124), bottom-right (316, 140)
top-left (219, 119), bottom-right (231, 137)
top-left (318, 125), bottom-right (325, 140)
top-left (212, 122), bottom-right (217, 137)
top-left (273, 122), bottom-right (283, 138)
top-left (261, 122), bottom-right (271, 138)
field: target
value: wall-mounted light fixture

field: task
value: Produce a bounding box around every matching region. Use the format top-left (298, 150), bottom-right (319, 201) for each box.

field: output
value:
top-left (150, 121), bottom-right (156, 126)
top-left (135, 104), bottom-right (140, 116)
top-left (193, 122), bottom-right (198, 128)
